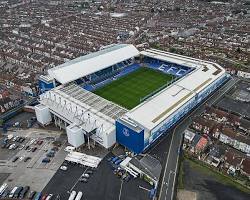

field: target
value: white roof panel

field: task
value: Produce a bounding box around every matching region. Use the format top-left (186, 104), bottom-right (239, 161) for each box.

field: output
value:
top-left (48, 44), bottom-right (139, 84)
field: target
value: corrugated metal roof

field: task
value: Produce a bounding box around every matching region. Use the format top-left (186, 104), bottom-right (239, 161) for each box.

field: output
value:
top-left (48, 44), bottom-right (139, 84)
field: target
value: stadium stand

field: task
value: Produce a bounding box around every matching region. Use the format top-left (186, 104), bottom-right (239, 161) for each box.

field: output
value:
top-left (82, 62), bottom-right (141, 91)
top-left (144, 57), bottom-right (192, 77)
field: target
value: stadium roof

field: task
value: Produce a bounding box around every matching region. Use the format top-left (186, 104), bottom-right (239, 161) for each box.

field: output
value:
top-left (48, 44), bottom-right (139, 84)
top-left (121, 49), bottom-right (226, 131)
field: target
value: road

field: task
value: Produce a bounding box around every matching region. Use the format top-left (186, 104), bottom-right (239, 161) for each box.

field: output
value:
top-left (158, 76), bottom-right (238, 200)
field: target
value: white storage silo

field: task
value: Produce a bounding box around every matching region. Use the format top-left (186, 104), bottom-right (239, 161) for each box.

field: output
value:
top-left (66, 124), bottom-right (85, 148)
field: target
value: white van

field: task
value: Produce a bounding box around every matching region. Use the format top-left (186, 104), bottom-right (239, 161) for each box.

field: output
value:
top-left (0, 183), bottom-right (8, 196)
top-left (9, 186), bottom-right (18, 198)
top-left (64, 146), bottom-right (76, 153)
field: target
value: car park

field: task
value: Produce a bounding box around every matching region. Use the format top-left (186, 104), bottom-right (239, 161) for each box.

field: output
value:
top-left (19, 186), bottom-right (30, 199)
top-left (27, 191), bottom-right (36, 199)
top-left (12, 156), bottom-right (19, 162)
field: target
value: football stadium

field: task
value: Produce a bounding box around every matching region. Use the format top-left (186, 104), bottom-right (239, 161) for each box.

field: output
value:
top-left (36, 44), bottom-right (228, 153)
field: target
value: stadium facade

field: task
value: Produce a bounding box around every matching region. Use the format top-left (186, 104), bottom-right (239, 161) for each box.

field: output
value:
top-left (35, 44), bottom-right (228, 153)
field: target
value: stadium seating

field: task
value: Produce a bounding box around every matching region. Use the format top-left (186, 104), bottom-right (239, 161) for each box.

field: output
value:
top-left (144, 57), bottom-right (191, 77)
top-left (115, 63), bottom-right (140, 78)
top-left (82, 62), bottom-right (141, 91)
top-left (81, 56), bottom-right (192, 92)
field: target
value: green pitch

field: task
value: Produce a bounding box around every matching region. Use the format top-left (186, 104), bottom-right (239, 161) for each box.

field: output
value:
top-left (94, 67), bottom-right (173, 109)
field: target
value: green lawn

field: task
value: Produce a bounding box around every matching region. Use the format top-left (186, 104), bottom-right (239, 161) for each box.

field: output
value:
top-left (94, 67), bottom-right (173, 109)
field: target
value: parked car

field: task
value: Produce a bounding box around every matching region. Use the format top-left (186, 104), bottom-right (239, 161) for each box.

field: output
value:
top-left (86, 170), bottom-right (93, 174)
top-left (12, 156), bottom-right (19, 163)
top-left (41, 194), bottom-right (48, 200)
top-left (42, 158), bottom-right (50, 163)
top-left (34, 192), bottom-right (42, 200)
top-left (9, 187), bottom-right (18, 198)
top-left (107, 156), bottom-right (114, 162)
top-left (19, 186), bottom-right (30, 199)
top-left (37, 140), bottom-right (43, 145)
top-left (27, 191), bottom-right (36, 199)
top-left (6, 143), bottom-right (11, 149)
top-left (114, 159), bottom-right (122, 165)
top-left (79, 177), bottom-right (88, 183)
top-left (13, 186), bottom-right (23, 198)
top-left (45, 194), bottom-right (53, 200)
top-left (82, 173), bottom-right (89, 178)
top-left (25, 145), bottom-right (30, 150)
top-left (12, 144), bottom-right (19, 150)
top-left (24, 157), bottom-right (31, 162)
top-left (9, 144), bottom-right (15, 150)
top-left (12, 136), bottom-right (19, 142)
top-left (51, 147), bottom-right (59, 151)
top-left (60, 166), bottom-right (67, 171)
top-left (1, 189), bottom-right (10, 198)
top-left (29, 139), bottom-right (36, 145)
top-left (46, 152), bottom-right (54, 157)
top-left (111, 157), bottom-right (119, 163)
top-left (31, 147), bottom-right (37, 152)
top-left (1, 143), bottom-right (7, 148)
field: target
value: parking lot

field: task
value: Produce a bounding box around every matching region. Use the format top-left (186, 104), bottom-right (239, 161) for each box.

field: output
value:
top-left (43, 152), bottom-right (152, 200)
top-left (215, 80), bottom-right (250, 118)
top-left (0, 129), bottom-right (67, 192)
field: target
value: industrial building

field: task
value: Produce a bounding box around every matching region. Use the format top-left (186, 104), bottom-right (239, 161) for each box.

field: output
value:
top-left (35, 44), bottom-right (228, 153)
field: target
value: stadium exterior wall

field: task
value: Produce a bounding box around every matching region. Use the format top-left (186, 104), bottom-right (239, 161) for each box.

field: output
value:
top-left (116, 121), bottom-right (144, 154)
